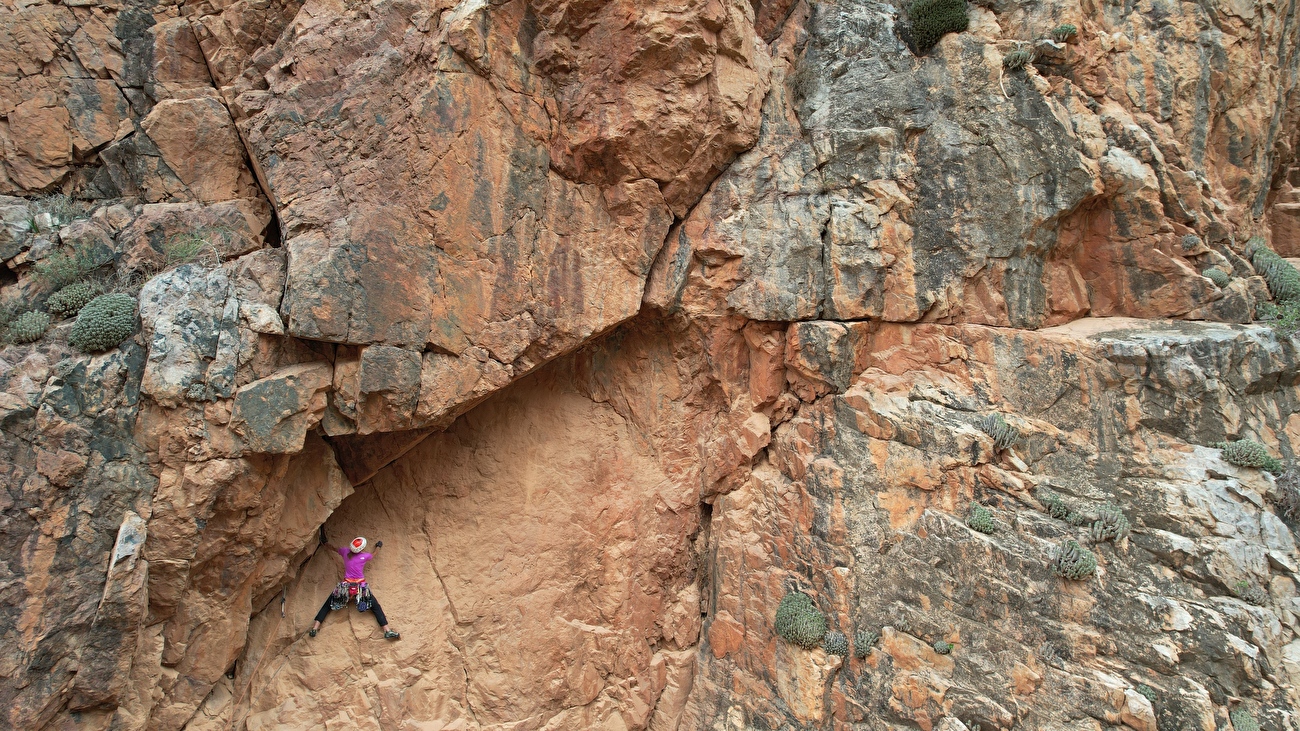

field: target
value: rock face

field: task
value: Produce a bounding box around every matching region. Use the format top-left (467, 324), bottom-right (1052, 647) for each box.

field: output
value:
top-left (2, 0), bottom-right (1300, 729)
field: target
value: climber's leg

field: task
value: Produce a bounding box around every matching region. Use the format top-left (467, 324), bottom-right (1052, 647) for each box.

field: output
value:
top-left (309, 595), bottom-right (332, 636)
top-left (367, 593), bottom-right (387, 626)
top-left (368, 593), bottom-right (400, 640)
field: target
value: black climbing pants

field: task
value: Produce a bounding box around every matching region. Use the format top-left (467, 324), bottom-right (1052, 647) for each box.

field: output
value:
top-left (314, 591), bottom-right (388, 627)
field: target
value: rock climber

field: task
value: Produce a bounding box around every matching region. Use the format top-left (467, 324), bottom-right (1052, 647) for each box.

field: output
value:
top-left (309, 530), bottom-right (400, 640)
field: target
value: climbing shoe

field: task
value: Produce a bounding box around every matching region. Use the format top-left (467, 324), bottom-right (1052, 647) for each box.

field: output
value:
top-left (384, 630), bottom-right (401, 640)
top-left (308, 629), bottom-right (317, 637)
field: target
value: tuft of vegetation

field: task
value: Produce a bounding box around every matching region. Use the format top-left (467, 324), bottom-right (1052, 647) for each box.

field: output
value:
top-left (34, 239), bottom-right (108, 289)
top-left (28, 194), bottom-right (85, 233)
top-left (1203, 267), bottom-right (1231, 288)
top-left (932, 639), bottom-right (953, 655)
top-left (1231, 580), bottom-right (1269, 606)
top-left (7, 311), bottom-right (50, 343)
top-left (1135, 684), bottom-right (1157, 704)
top-left (907, 0), bottom-right (969, 53)
top-left (1003, 48), bottom-right (1036, 70)
top-left (854, 629), bottom-right (879, 659)
top-left (823, 630), bottom-right (849, 657)
top-left (967, 503), bottom-right (996, 534)
top-left (1181, 233), bottom-right (1204, 251)
top-left (1246, 238), bottom-right (1300, 336)
top-left (980, 413), bottom-right (1019, 451)
top-left (1038, 488), bottom-right (1077, 522)
top-left (1248, 237), bottom-right (1300, 303)
top-left (1255, 299), bottom-right (1300, 337)
top-left (1052, 539), bottom-right (1097, 580)
top-left (775, 591), bottom-right (828, 650)
top-left (1230, 708), bottom-right (1260, 731)
top-left (1090, 504), bottom-right (1130, 543)
top-left (68, 293), bottom-right (137, 353)
top-left (163, 227), bottom-right (230, 269)
top-left (46, 281), bottom-right (101, 319)
top-left (1049, 23), bottom-right (1078, 42)
top-left (1214, 439), bottom-right (1285, 475)
top-left (0, 301), bottom-right (19, 333)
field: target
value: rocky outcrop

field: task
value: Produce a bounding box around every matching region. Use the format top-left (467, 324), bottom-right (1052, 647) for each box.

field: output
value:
top-left (686, 318), bottom-right (1300, 729)
top-left (654, 0), bottom-right (1298, 328)
top-left (2, 0), bottom-right (1300, 728)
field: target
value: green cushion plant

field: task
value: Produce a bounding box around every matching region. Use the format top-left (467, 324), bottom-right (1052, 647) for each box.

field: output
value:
top-left (1052, 540), bottom-right (1097, 580)
top-left (908, 0), bottom-right (968, 53)
top-left (1214, 439), bottom-right (1285, 475)
top-left (823, 630), bottom-right (849, 657)
top-left (8, 311), bottom-right (50, 343)
top-left (46, 281), bottom-right (101, 318)
top-left (68, 293), bottom-right (137, 353)
top-left (774, 591), bottom-right (827, 649)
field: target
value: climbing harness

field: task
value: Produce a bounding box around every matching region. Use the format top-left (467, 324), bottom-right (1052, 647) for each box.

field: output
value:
top-left (329, 578), bottom-right (374, 612)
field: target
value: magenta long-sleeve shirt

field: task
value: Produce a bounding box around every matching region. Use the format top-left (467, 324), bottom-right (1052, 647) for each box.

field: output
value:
top-left (339, 546), bottom-right (373, 580)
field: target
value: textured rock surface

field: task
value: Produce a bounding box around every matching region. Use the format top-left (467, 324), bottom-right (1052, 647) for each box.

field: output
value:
top-left (1, 0), bottom-right (1300, 728)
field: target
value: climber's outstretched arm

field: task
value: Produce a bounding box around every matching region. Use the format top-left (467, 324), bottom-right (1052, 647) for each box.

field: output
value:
top-left (319, 526), bottom-right (339, 557)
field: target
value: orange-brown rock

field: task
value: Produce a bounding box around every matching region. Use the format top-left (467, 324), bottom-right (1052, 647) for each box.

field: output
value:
top-left (2, 0), bottom-right (1300, 729)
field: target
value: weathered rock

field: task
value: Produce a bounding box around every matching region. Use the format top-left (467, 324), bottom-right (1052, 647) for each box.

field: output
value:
top-left (2, 0), bottom-right (1300, 729)
top-left (0, 339), bottom-right (153, 729)
top-left (225, 0), bottom-right (772, 435)
top-left (139, 252), bottom-right (306, 409)
top-left (229, 361), bottom-right (332, 453)
top-left (117, 199), bottom-right (272, 274)
top-left (655, 0), bottom-right (1294, 329)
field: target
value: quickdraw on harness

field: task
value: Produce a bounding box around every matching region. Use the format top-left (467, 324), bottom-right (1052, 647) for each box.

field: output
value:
top-left (329, 578), bottom-right (373, 613)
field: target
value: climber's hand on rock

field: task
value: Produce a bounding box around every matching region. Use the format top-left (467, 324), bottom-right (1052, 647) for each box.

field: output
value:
top-left (375, 541), bottom-right (383, 549)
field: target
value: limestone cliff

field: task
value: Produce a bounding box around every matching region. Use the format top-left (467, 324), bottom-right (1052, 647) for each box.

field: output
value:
top-left (2, 0), bottom-right (1300, 729)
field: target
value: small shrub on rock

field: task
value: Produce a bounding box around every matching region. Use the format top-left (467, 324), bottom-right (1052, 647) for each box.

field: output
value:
top-left (46, 281), bottom-right (101, 318)
top-left (1231, 580), bottom-right (1268, 606)
top-left (1230, 708), bottom-right (1260, 731)
top-left (1038, 488), bottom-right (1075, 521)
top-left (854, 629), bottom-right (878, 659)
top-left (29, 193), bottom-right (84, 232)
top-left (1049, 23), bottom-right (1077, 42)
top-left (1203, 267), bottom-right (1231, 288)
top-left (163, 226), bottom-right (232, 268)
top-left (775, 591), bottom-right (827, 649)
top-left (0, 302), bottom-right (17, 332)
top-left (932, 640), bottom-right (953, 654)
top-left (69, 293), bottom-right (137, 353)
top-left (1052, 540), bottom-right (1097, 580)
top-left (1256, 299), bottom-right (1300, 336)
top-left (1090, 504), bottom-right (1130, 543)
top-left (1214, 439), bottom-right (1285, 474)
top-left (1003, 48), bottom-right (1035, 70)
top-left (37, 241), bottom-right (103, 288)
top-left (1247, 237), bottom-right (1300, 304)
top-left (907, 0), bottom-right (969, 53)
top-left (8, 311), bottom-right (50, 343)
top-left (823, 630), bottom-right (849, 657)
top-left (1135, 684), bottom-right (1157, 704)
top-left (980, 413), bottom-right (1019, 450)
top-left (968, 503), bottom-right (995, 534)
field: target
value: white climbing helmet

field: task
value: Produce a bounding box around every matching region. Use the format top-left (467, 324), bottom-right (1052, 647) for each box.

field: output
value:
top-left (350, 536), bottom-right (367, 554)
